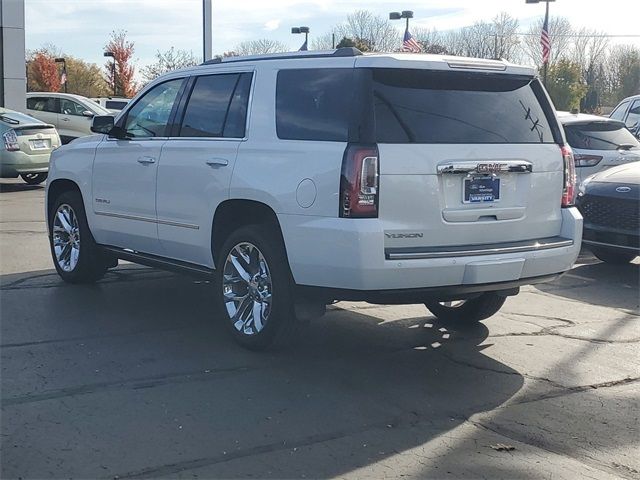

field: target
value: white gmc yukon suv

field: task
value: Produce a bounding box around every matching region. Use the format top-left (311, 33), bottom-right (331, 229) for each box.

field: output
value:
top-left (46, 48), bottom-right (582, 350)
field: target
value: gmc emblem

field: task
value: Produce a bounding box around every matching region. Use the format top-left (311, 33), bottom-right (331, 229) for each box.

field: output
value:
top-left (476, 163), bottom-right (505, 174)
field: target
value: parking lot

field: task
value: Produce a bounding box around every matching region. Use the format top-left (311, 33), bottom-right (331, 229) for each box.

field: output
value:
top-left (0, 178), bottom-right (638, 479)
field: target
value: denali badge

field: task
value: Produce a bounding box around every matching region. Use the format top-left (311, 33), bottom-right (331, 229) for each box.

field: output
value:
top-left (615, 186), bottom-right (631, 193)
top-left (385, 233), bottom-right (424, 239)
top-left (95, 198), bottom-right (111, 204)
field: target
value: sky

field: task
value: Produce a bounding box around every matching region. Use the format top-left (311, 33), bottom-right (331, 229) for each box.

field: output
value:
top-left (25, 0), bottom-right (640, 71)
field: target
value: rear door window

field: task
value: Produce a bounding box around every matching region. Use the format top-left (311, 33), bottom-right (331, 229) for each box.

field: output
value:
top-left (276, 69), bottom-right (354, 141)
top-left (564, 122), bottom-right (640, 150)
top-left (27, 97), bottom-right (58, 113)
top-left (372, 69), bottom-right (554, 144)
top-left (178, 72), bottom-right (252, 138)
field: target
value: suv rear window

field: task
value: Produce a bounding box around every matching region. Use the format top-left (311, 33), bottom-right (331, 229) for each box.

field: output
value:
top-left (564, 121), bottom-right (640, 150)
top-left (372, 69), bottom-right (554, 144)
top-left (276, 69), bottom-right (354, 142)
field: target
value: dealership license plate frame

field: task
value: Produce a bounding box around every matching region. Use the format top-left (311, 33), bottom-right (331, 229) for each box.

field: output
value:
top-left (463, 175), bottom-right (501, 204)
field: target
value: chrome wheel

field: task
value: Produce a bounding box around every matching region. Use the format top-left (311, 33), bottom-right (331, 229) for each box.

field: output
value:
top-left (222, 242), bottom-right (272, 335)
top-left (440, 300), bottom-right (466, 308)
top-left (52, 204), bottom-right (80, 272)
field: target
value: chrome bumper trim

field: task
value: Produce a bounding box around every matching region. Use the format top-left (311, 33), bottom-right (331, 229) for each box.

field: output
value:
top-left (386, 237), bottom-right (574, 260)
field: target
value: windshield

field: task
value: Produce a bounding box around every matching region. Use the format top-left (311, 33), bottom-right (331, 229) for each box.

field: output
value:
top-left (564, 121), bottom-right (640, 150)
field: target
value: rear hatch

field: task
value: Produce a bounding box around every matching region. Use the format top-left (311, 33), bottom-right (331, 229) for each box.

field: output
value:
top-left (563, 119), bottom-right (640, 168)
top-left (15, 124), bottom-right (60, 155)
top-left (364, 68), bottom-right (567, 251)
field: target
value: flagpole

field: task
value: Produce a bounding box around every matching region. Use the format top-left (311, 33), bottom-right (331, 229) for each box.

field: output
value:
top-left (543, 0), bottom-right (549, 87)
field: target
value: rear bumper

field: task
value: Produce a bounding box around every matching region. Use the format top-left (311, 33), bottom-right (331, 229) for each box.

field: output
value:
top-left (279, 207), bottom-right (582, 292)
top-left (582, 225), bottom-right (640, 253)
top-left (0, 151), bottom-right (50, 177)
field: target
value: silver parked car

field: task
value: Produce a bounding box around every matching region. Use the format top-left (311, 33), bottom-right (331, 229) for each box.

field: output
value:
top-left (0, 108), bottom-right (61, 185)
top-left (608, 94), bottom-right (640, 139)
top-left (558, 111), bottom-right (640, 185)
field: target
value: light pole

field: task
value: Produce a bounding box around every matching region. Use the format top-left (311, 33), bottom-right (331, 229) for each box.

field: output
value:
top-left (389, 10), bottom-right (413, 33)
top-left (526, 0), bottom-right (555, 87)
top-left (291, 26), bottom-right (310, 51)
top-left (202, 0), bottom-right (212, 61)
top-left (54, 57), bottom-right (67, 93)
top-left (103, 51), bottom-right (116, 96)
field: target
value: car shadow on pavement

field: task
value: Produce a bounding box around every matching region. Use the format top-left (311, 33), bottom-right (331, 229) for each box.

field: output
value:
top-left (1, 265), bottom-right (526, 479)
top-left (533, 250), bottom-right (639, 312)
top-left (0, 182), bottom-right (45, 193)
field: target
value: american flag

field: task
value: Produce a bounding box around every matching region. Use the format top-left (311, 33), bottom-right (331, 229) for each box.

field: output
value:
top-left (60, 67), bottom-right (67, 85)
top-left (540, 16), bottom-right (551, 64)
top-left (401, 29), bottom-right (421, 53)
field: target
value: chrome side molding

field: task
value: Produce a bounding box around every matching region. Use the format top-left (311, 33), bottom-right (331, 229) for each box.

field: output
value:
top-left (437, 161), bottom-right (533, 175)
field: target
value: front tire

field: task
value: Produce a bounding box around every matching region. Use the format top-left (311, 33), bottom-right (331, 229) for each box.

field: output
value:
top-left (425, 293), bottom-right (507, 324)
top-left (49, 191), bottom-right (108, 283)
top-left (21, 173), bottom-right (47, 185)
top-left (591, 247), bottom-right (637, 265)
top-left (215, 224), bottom-right (297, 350)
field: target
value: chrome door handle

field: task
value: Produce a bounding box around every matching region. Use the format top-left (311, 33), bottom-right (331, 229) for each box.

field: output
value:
top-left (437, 160), bottom-right (533, 175)
top-left (61, 118), bottom-right (70, 122)
top-left (206, 158), bottom-right (229, 167)
top-left (137, 156), bottom-right (156, 164)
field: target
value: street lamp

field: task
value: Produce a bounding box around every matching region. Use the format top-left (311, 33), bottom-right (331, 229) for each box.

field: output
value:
top-left (389, 10), bottom-right (414, 32)
top-left (525, 0), bottom-right (555, 87)
top-left (291, 26), bottom-right (310, 51)
top-left (54, 57), bottom-right (67, 93)
top-left (103, 51), bottom-right (116, 96)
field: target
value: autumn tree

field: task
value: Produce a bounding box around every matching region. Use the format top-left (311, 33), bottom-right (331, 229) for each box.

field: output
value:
top-left (335, 36), bottom-right (372, 52)
top-left (28, 51), bottom-right (60, 92)
top-left (104, 30), bottom-right (137, 98)
top-left (64, 57), bottom-right (110, 98)
top-left (141, 47), bottom-right (198, 84)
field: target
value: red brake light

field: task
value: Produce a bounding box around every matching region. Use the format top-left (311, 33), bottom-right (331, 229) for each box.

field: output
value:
top-left (340, 144), bottom-right (379, 218)
top-left (561, 145), bottom-right (576, 207)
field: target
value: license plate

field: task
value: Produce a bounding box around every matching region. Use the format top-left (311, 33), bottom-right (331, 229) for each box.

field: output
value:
top-left (464, 176), bottom-right (500, 203)
top-left (30, 139), bottom-right (49, 150)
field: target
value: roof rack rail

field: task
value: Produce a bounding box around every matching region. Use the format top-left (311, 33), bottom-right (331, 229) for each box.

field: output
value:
top-left (201, 47), bottom-right (363, 65)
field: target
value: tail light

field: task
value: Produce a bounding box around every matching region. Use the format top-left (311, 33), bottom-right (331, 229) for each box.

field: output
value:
top-left (561, 145), bottom-right (576, 207)
top-left (2, 129), bottom-right (20, 151)
top-left (340, 144), bottom-right (379, 218)
top-left (574, 154), bottom-right (602, 167)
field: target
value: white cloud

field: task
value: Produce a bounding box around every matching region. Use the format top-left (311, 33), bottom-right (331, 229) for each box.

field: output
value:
top-left (264, 20), bottom-right (281, 31)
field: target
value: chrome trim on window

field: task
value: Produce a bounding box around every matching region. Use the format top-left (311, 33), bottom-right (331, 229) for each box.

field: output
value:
top-left (94, 211), bottom-right (199, 230)
top-left (437, 160), bottom-right (533, 175)
top-left (385, 237), bottom-right (573, 260)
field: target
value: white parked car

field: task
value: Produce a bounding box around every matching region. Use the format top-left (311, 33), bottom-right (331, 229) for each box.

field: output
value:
top-left (46, 49), bottom-right (582, 350)
top-left (91, 97), bottom-right (130, 113)
top-left (26, 92), bottom-right (111, 144)
top-left (558, 111), bottom-right (640, 184)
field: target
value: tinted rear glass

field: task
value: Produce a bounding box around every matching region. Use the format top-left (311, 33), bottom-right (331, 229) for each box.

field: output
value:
top-left (105, 100), bottom-right (128, 110)
top-left (564, 122), bottom-right (640, 150)
top-left (372, 69), bottom-right (554, 144)
top-left (276, 69), bottom-right (354, 142)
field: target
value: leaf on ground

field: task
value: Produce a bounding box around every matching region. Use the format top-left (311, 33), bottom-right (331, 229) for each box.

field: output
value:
top-left (489, 443), bottom-right (516, 452)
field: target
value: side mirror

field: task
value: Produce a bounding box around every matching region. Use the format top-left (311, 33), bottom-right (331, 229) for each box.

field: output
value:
top-left (90, 115), bottom-right (115, 134)
top-left (82, 110), bottom-right (95, 118)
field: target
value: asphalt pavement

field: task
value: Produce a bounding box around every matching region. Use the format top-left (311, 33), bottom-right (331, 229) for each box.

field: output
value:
top-left (1, 178), bottom-right (639, 479)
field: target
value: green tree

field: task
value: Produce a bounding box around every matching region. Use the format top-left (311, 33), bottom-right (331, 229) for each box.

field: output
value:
top-left (545, 60), bottom-right (588, 111)
top-left (65, 57), bottom-right (110, 98)
top-left (335, 36), bottom-right (371, 52)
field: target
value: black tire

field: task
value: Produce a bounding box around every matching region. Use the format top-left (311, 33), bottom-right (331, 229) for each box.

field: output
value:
top-left (214, 224), bottom-right (297, 351)
top-left (591, 247), bottom-right (637, 265)
top-left (425, 293), bottom-right (507, 324)
top-left (49, 190), bottom-right (108, 283)
top-left (21, 173), bottom-right (47, 185)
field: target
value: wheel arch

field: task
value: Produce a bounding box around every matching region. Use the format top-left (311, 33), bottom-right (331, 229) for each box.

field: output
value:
top-left (47, 179), bottom-right (83, 229)
top-left (211, 199), bottom-right (290, 271)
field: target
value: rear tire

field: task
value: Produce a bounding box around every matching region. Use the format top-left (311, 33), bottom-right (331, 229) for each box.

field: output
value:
top-left (591, 247), bottom-right (637, 265)
top-left (425, 293), bottom-right (507, 324)
top-left (215, 224), bottom-right (298, 350)
top-left (49, 190), bottom-right (108, 283)
top-left (21, 173), bottom-right (47, 185)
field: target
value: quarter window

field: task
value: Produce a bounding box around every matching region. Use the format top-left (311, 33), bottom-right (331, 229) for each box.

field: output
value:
top-left (609, 101), bottom-right (629, 121)
top-left (179, 72), bottom-right (252, 138)
top-left (276, 69), bottom-right (354, 142)
top-left (124, 78), bottom-right (184, 138)
top-left (625, 100), bottom-right (640, 131)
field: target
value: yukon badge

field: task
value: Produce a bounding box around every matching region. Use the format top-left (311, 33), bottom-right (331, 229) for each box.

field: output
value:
top-left (385, 233), bottom-right (424, 239)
